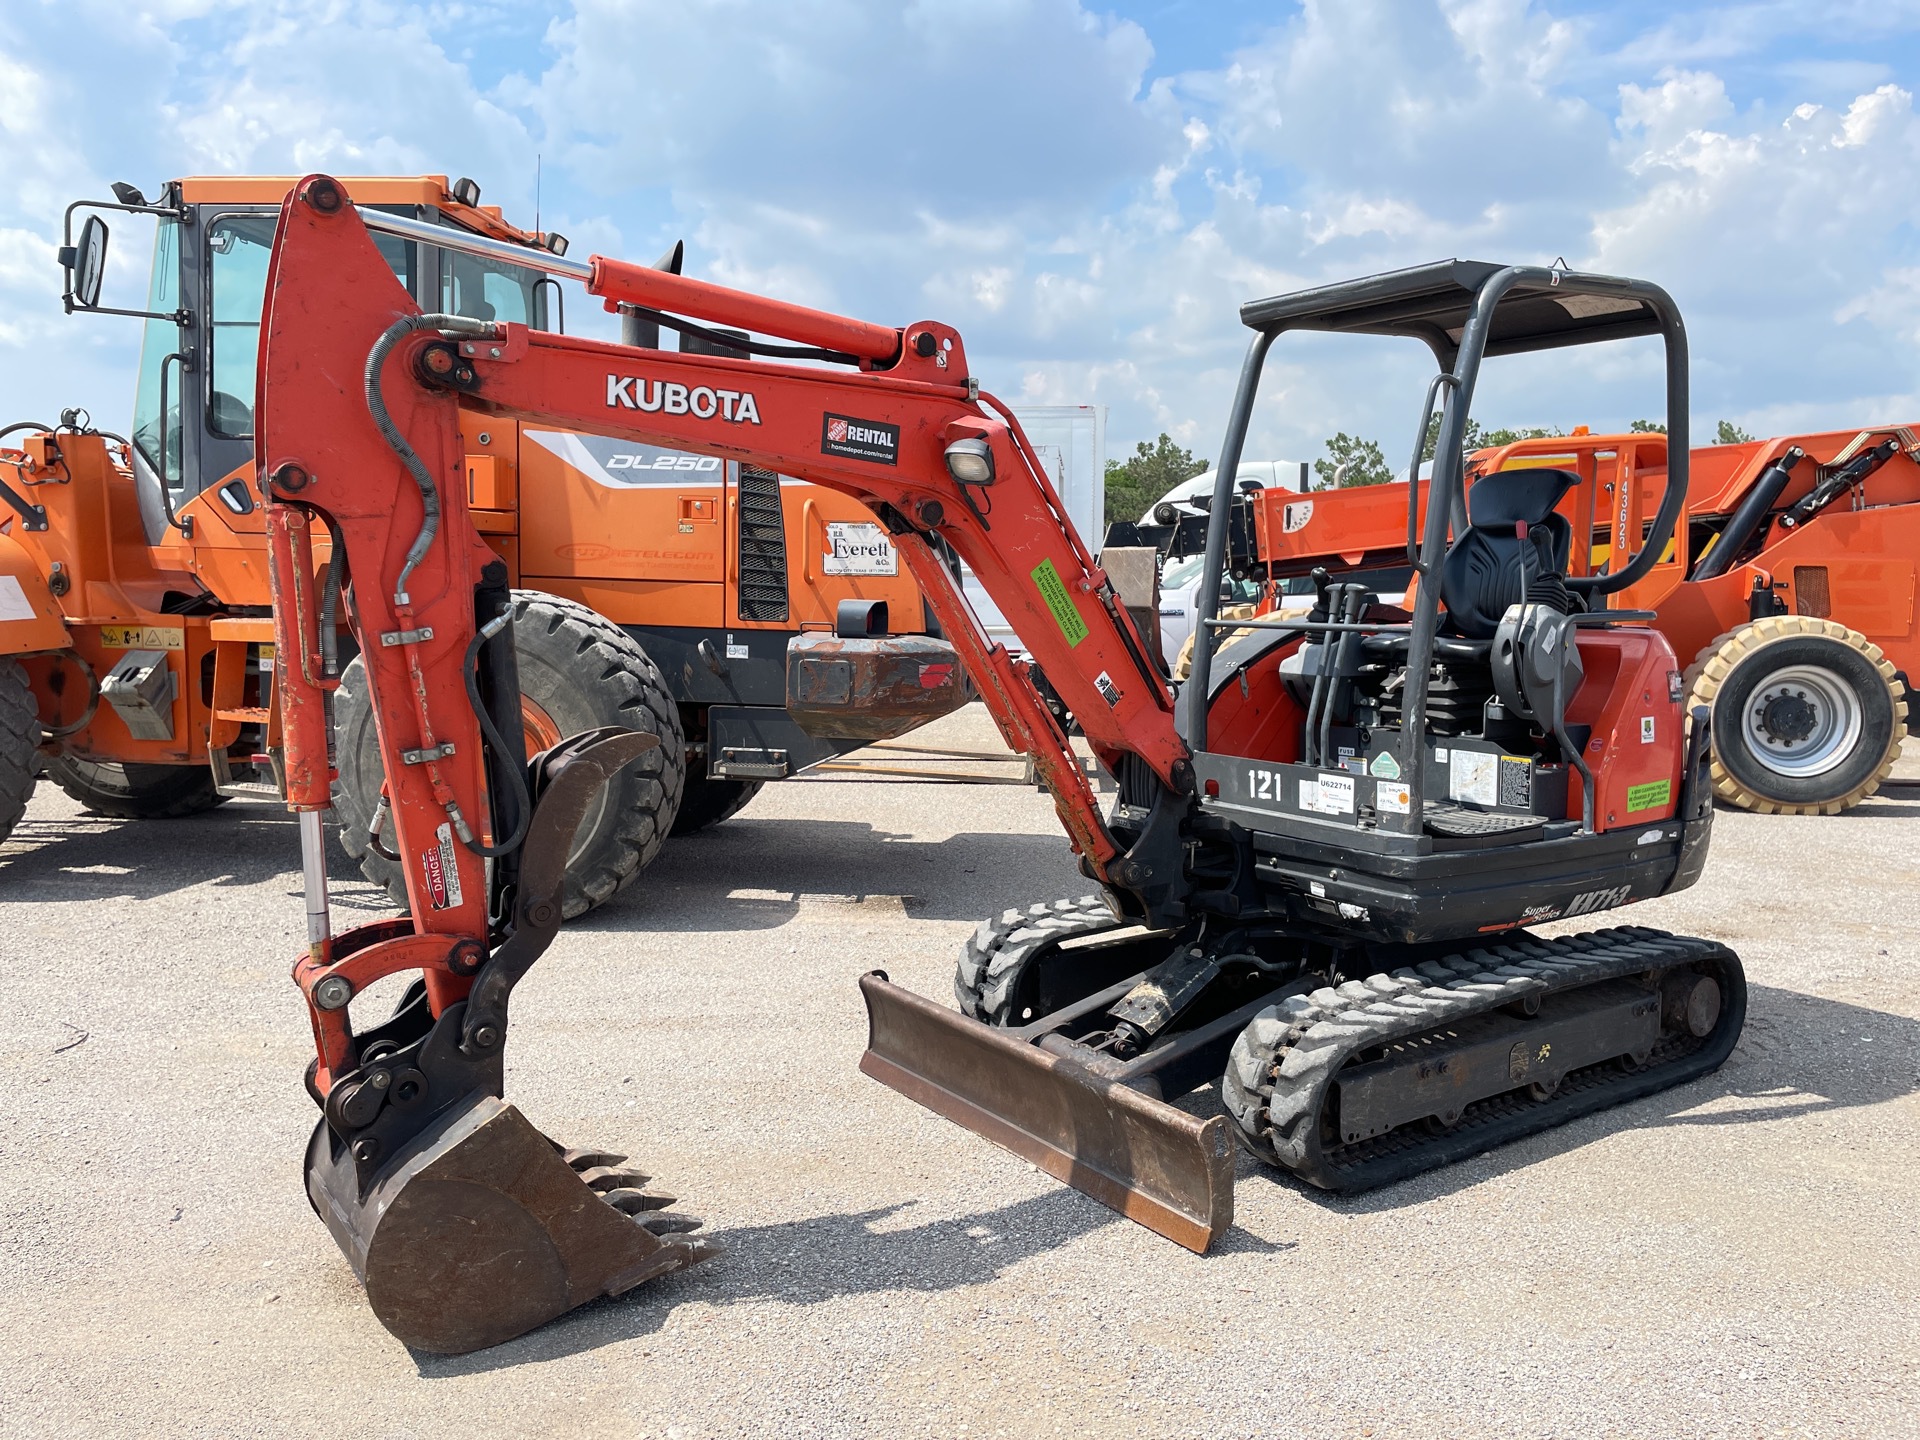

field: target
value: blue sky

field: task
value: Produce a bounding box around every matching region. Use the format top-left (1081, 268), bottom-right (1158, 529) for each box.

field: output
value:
top-left (6, 0), bottom-right (1920, 472)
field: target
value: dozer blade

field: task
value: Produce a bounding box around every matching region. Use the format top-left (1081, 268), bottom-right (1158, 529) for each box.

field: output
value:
top-left (858, 972), bottom-right (1234, 1253)
top-left (306, 1094), bottom-right (717, 1355)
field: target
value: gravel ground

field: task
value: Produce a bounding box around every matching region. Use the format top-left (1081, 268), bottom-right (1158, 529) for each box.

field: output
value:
top-left (3, 705), bottom-right (1917, 1439)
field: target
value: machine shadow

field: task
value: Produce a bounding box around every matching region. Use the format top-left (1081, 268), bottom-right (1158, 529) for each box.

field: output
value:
top-left (576, 816), bottom-right (1086, 932)
top-left (0, 798), bottom-right (355, 903)
top-left (0, 799), bottom-right (1083, 929)
top-left (413, 1188), bottom-right (1290, 1377)
top-left (1275, 981), bottom-right (1919, 1214)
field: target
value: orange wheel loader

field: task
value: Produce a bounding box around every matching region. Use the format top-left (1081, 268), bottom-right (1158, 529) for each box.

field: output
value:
top-left (0, 175), bottom-right (966, 913)
top-left (255, 187), bottom-right (1744, 1352)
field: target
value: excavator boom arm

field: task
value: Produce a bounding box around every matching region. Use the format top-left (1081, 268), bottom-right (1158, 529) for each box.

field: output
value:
top-left (260, 181), bottom-right (1189, 889)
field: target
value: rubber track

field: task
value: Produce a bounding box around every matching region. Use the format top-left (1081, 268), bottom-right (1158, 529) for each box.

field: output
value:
top-left (1223, 926), bottom-right (1745, 1193)
top-left (954, 895), bottom-right (1119, 1023)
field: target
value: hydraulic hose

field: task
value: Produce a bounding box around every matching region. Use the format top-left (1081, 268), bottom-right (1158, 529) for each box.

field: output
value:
top-left (460, 611), bottom-right (531, 858)
top-left (363, 313), bottom-right (498, 606)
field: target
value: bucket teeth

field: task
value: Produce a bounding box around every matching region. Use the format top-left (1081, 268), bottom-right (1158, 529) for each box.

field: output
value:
top-left (575, 1163), bottom-right (654, 1191)
top-left (558, 1146), bottom-right (627, 1170)
top-left (632, 1210), bottom-right (707, 1237)
top-left (602, 1187), bottom-right (677, 1213)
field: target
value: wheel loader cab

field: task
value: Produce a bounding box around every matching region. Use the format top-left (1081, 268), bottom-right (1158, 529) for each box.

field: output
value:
top-left (82, 178), bottom-right (548, 546)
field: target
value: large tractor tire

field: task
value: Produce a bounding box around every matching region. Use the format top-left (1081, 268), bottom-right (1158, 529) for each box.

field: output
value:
top-left (1172, 602), bottom-right (1259, 681)
top-left (333, 592), bottom-right (685, 918)
top-left (1684, 617), bottom-right (1906, 815)
top-left (45, 757), bottom-right (225, 819)
top-left (669, 765), bottom-right (761, 836)
top-left (0, 660), bottom-right (38, 843)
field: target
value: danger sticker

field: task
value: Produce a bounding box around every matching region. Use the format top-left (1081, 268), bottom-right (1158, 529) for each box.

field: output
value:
top-left (421, 822), bottom-right (464, 911)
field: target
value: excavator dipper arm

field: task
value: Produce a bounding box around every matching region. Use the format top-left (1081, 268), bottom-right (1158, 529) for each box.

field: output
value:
top-left (256, 177), bottom-right (1213, 1351)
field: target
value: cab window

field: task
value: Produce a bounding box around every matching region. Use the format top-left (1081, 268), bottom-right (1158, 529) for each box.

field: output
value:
top-left (206, 214), bottom-right (415, 440)
top-left (131, 218), bottom-right (182, 486)
top-left (440, 243), bottom-right (548, 329)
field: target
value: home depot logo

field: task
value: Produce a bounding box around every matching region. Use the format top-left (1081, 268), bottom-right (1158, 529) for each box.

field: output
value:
top-left (821, 411), bottom-right (899, 465)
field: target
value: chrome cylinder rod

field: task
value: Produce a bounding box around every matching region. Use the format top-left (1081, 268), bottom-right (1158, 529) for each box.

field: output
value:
top-left (355, 207), bottom-right (593, 284)
top-left (298, 808), bottom-right (333, 960)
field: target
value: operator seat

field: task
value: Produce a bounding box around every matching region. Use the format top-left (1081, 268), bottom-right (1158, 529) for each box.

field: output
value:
top-left (1437, 467), bottom-right (1580, 640)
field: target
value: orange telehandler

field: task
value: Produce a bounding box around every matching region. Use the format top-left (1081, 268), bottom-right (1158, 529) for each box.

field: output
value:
top-left (0, 175), bottom-right (963, 913)
top-left (258, 189), bottom-right (1745, 1353)
top-left (1237, 425), bottom-right (1918, 814)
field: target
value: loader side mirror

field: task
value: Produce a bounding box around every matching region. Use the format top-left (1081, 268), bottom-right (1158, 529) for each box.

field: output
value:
top-left (65, 215), bottom-right (109, 309)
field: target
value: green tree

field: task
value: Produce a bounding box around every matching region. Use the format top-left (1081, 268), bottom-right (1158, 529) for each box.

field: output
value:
top-left (1629, 418), bottom-right (1667, 433)
top-left (1422, 415), bottom-right (1565, 461)
top-left (1715, 420), bottom-right (1755, 444)
top-left (1105, 432), bottom-right (1207, 522)
top-left (1314, 432), bottom-right (1392, 488)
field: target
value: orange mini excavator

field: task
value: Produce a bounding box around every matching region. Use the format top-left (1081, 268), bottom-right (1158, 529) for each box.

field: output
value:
top-left (258, 181), bottom-right (1744, 1352)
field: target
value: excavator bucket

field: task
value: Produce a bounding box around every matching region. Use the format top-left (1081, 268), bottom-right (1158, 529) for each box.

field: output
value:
top-left (858, 973), bottom-right (1235, 1253)
top-left (306, 1093), bottom-right (717, 1354)
top-left (298, 729), bottom-right (717, 1355)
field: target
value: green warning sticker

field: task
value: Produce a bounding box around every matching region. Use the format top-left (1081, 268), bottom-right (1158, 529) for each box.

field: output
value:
top-left (1625, 779), bottom-right (1672, 813)
top-left (1031, 559), bottom-right (1090, 647)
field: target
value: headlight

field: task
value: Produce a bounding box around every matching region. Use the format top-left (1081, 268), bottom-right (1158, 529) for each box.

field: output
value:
top-left (944, 436), bottom-right (995, 486)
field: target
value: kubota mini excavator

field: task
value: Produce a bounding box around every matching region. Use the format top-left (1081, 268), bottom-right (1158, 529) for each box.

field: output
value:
top-left (258, 181), bottom-right (1745, 1353)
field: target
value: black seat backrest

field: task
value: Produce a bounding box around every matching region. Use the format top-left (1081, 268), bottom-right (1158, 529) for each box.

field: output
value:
top-left (1437, 468), bottom-right (1578, 640)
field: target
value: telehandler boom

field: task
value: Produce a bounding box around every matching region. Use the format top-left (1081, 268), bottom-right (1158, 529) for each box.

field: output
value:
top-left (260, 181), bottom-right (1744, 1353)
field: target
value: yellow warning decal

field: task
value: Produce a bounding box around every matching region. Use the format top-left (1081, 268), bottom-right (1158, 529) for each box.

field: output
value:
top-left (100, 625), bottom-right (185, 651)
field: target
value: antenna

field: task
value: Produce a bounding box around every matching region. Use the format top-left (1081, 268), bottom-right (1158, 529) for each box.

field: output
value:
top-left (535, 153), bottom-right (542, 236)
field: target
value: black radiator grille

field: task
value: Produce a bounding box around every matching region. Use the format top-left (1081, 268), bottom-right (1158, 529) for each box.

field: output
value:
top-left (735, 464), bottom-right (790, 622)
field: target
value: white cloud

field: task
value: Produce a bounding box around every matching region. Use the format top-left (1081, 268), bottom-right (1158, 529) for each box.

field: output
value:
top-left (5, 0), bottom-right (1920, 471)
